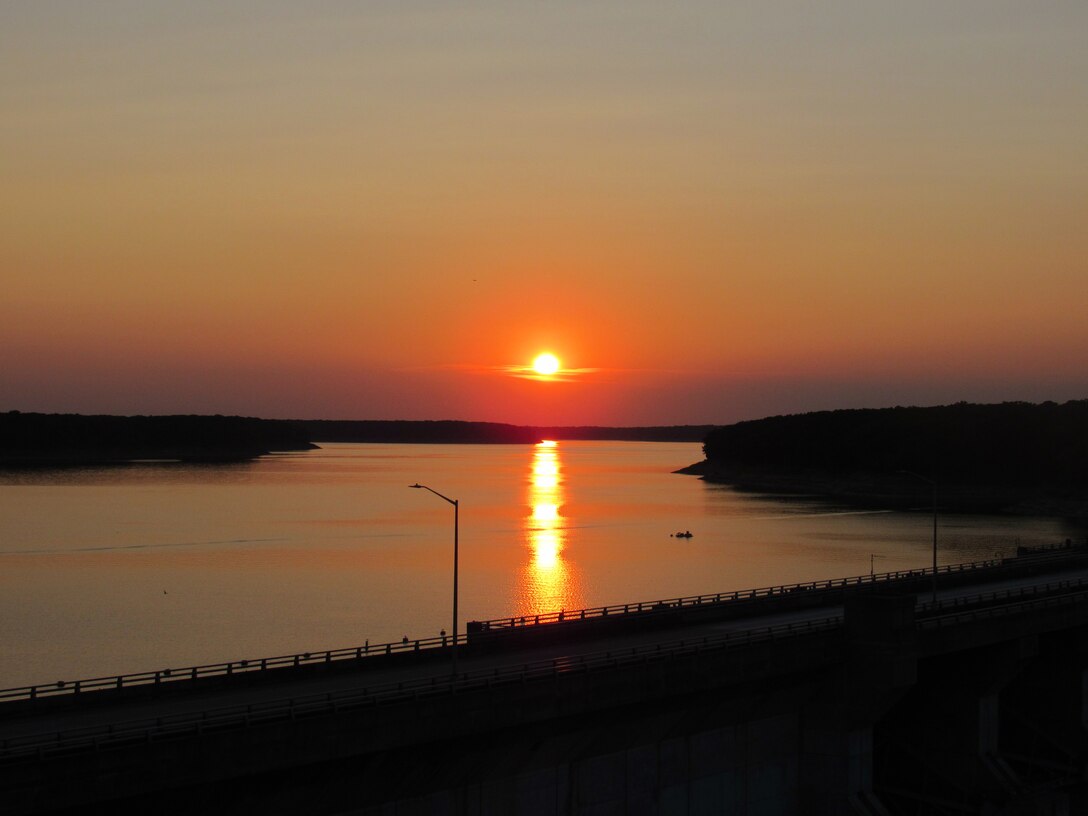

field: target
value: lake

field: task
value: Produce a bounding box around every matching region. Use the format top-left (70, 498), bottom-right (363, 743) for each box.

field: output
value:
top-left (0, 441), bottom-right (1080, 688)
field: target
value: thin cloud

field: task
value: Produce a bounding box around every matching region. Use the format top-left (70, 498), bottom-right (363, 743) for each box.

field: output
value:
top-left (495, 365), bottom-right (601, 383)
top-left (396, 362), bottom-right (601, 381)
top-left (396, 362), bottom-right (707, 382)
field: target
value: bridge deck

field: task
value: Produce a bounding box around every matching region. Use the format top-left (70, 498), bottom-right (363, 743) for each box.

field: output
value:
top-left (3, 564), bottom-right (1088, 753)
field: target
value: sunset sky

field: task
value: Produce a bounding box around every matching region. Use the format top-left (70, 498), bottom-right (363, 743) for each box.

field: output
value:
top-left (3, 2), bottom-right (1086, 426)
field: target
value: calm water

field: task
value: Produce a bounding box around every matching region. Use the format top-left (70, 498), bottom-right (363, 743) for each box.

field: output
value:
top-left (0, 441), bottom-right (1080, 688)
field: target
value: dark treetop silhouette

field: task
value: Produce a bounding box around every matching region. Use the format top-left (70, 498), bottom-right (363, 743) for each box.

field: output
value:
top-left (300, 420), bottom-right (716, 444)
top-left (685, 401), bottom-right (1088, 516)
top-left (0, 412), bottom-right (315, 466)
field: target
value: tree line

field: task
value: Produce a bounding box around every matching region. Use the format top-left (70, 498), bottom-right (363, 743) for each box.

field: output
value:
top-left (0, 412), bottom-right (314, 465)
top-left (702, 401), bottom-right (1088, 487)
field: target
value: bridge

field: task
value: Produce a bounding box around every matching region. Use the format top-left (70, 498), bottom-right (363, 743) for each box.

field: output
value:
top-left (4, 542), bottom-right (1088, 815)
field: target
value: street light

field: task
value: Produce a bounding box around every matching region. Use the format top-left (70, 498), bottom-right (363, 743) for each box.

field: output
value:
top-left (409, 483), bottom-right (459, 675)
top-left (870, 553), bottom-right (886, 577)
top-left (899, 470), bottom-right (938, 603)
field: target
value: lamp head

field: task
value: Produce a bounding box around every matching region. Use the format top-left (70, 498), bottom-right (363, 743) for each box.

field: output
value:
top-left (409, 483), bottom-right (422, 489)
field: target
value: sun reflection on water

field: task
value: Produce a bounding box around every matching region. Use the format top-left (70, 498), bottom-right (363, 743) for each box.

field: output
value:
top-left (517, 440), bottom-right (583, 616)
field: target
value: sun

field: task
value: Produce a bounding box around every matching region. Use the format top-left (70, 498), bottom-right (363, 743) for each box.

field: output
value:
top-left (532, 353), bottom-right (561, 376)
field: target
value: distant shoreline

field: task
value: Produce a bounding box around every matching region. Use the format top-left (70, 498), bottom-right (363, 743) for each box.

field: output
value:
top-left (679, 402), bottom-right (1088, 520)
top-left (677, 459), bottom-right (1088, 520)
top-left (1, 412), bottom-right (713, 467)
top-left (299, 419), bottom-right (716, 445)
top-left (0, 412), bottom-right (315, 468)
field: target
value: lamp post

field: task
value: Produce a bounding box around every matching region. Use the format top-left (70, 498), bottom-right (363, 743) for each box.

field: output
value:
top-left (870, 553), bottom-right (886, 577)
top-left (899, 470), bottom-right (938, 603)
top-left (410, 483), bottom-right (459, 675)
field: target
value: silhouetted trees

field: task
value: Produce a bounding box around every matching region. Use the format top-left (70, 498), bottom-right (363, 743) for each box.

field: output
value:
top-left (302, 421), bottom-right (715, 444)
top-left (0, 412), bottom-right (314, 465)
top-left (300, 420), bottom-right (539, 444)
top-left (702, 401), bottom-right (1088, 487)
top-left (534, 425), bottom-right (717, 443)
top-left (0, 414), bottom-right (716, 464)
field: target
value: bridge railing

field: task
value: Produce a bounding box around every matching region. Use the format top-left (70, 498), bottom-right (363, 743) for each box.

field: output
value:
top-left (916, 576), bottom-right (1088, 615)
top-left (1016, 538), bottom-right (1083, 557)
top-left (1, 543), bottom-right (1080, 706)
top-left (469, 557), bottom-right (1006, 633)
top-left (5, 575), bottom-right (1088, 759)
top-left (0, 633), bottom-right (454, 705)
top-left (0, 561), bottom-right (969, 706)
top-left (0, 613), bottom-right (845, 761)
top-left (473, 541), bottom-right (1088, 634)
top-left (920, 585), bottom-right (1088, 630)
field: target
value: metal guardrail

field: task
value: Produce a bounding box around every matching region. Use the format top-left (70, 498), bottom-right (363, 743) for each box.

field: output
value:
top-left (0, 615), bottom-right (845, 761)
top-left (0, 562), bottom-right (977, 706)
top-left (475, 543), bottom-right (1088, 632)
top-left (0, 635), bottom-right (452, 705)
top-left (1016, 539), bottom-right (1083, 557)
top-left (5, 569), bottom-right (1088, 761)
top-left (1, 543), bottom-right (1082, 706)
top-left (915, 577), bottom-right (1088, 617)
top-left (471, 558), bottom-right (1011, 632)
top-left (920, 586), bottom-right (1088, 629)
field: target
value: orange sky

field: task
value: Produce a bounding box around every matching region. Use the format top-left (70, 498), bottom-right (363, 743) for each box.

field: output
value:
top-left (2, 3), bottom-right (1086, 425)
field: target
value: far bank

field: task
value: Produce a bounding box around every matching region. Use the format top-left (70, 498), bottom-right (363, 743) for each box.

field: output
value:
top-left (679, 401), bottom-right (1088, 520)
